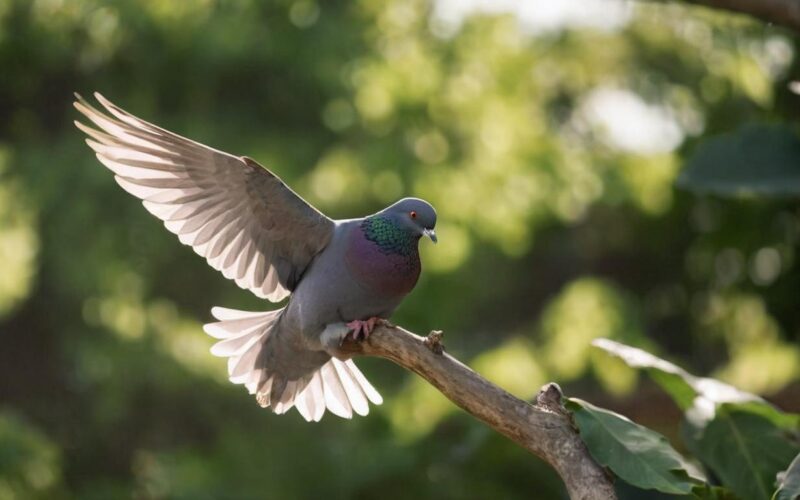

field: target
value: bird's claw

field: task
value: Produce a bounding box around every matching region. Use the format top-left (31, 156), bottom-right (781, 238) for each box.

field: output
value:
top-left (344, 317), bottom-right (382, 343)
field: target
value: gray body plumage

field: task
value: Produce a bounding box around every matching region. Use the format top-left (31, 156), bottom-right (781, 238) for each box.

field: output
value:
top-left (291, 220), bottom-right (407, 337)
top-left (258, 219), bottom-right (408, 405)
top-left (276, 219), bottom-right (403, 366)
top-left (74, 93), bottom-right (436, 421)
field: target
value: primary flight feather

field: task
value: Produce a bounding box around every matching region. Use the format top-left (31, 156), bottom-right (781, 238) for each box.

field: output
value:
top-left (74, 93), bottom-right (437, 421)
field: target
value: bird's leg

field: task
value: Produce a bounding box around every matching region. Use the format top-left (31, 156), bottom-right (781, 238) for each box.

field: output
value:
top-left (320, 319), bottom-right (391, 360)
top-left (319, 323), bottom-right (352, 359)
top-left (346, 317), bottom-right (382, 341)
top-left (346, 320), bottom-right (364, 342)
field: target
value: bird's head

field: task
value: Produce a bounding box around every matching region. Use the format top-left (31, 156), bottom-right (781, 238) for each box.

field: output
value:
top-left (381, 197), bottom-right (437, 243)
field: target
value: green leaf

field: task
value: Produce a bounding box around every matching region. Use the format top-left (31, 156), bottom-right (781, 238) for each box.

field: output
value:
top-left (774, 452), bottom-right (800, 500)
top-left (692, 484), bottom-right (739, 500)
top-left (684, 405), bottom-right (800, 500)
top-left (566, 398), bottom-right (702, 495)
top-left (728, 402), bottom-right (800, 433)
top-left (592, 338), bottom-right (705, 410)
top-left (678, 124), bottom-right (800, 197)
top-left (592, 339), bottom-right (797, 430)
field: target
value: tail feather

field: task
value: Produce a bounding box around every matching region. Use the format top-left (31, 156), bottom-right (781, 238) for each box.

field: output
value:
top-left (273, 380), bottom-right (298, 415)
top-left (306, 373), bottom-right (326, 421)
top-left (235, 368), bottom-right (263, 390)
top-left (320, 361), bottom-right (352, 418)
top-left (210, 327), bottom-right (264, 356)
top-left (211, 306), bottom-right (272, 321)
top-left (333, 360), bottom-right (368, 416)
top-left (204, 307), bottom-right (382, 422)
top-left (227, 336), bottom-right (261, 377)
top-left (204, 314), bottom-right (273, 339)
top-left (344, 359), bottom-right (383, 405)
top-left (294, 383), bottom-right (313, 421)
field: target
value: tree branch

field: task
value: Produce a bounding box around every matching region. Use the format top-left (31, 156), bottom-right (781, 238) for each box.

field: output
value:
top-left (679, 0), bottom-right (800, 32)
top-left (339, 324), bottom-right (617, 500)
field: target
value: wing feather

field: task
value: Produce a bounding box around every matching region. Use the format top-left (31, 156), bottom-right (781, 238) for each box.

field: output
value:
top-left (75, 93), bottom-right (334, 300)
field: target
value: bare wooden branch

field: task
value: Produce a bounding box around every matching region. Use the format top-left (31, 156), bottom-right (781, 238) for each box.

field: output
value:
top-left (338, 325), bottom-right (617, 500)
top-left (679, 0), bottom-right (800, 32)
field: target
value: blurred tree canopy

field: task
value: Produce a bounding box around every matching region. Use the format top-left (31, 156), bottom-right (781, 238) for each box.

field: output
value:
top-left (0, 0), bottom-right (799, 498)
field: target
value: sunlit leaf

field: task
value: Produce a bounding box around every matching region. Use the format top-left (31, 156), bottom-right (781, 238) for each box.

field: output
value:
top-left (566, 398), bottom-right (703, 495)
top-left (774, 452), bottom-right (800, 500)
top-left (592, 339), bottom-right (798, 430)
top-left (593, 339), bottom-right (756, 410)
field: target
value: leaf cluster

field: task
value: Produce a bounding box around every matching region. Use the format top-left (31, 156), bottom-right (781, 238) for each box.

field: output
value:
top-left (568, 340), bottom-right (800, 499)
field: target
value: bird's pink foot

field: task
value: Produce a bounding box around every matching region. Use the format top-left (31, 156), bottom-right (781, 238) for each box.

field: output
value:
top-left (346, 317), bottom-right (380, 342)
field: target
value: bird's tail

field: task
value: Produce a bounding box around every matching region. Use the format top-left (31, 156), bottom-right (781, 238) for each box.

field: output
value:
top-left (203, 306), bottom-right (383, 422)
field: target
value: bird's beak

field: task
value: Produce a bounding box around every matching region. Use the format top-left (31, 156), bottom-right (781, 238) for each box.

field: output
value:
top-left (423, 228), bottom-right (438, 244)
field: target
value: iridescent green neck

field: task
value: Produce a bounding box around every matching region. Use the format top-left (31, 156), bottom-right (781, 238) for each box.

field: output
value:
top-left (361, 215), bottom-right (418, 256)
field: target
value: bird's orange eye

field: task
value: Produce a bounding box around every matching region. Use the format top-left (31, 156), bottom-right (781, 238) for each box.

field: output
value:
top-left (410, 211), bottom-right (417, 219)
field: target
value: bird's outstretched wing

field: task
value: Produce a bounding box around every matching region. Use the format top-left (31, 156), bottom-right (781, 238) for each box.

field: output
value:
top-left (74, 92), bottom-right (334, 301)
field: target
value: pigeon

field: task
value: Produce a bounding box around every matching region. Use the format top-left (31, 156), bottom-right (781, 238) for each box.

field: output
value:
top-left (74, 93), bottom-right (437, 421)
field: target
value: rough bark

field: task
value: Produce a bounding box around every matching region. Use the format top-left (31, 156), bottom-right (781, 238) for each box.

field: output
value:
top-left (339, 325), bottom-right (617, 500)
top-left (680, 0), bottom-right (800, 32)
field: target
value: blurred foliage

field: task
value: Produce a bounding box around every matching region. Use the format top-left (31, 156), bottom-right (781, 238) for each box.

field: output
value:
top-left (0, 147), bottom-right (38, 318)
top-left (0, 0), bottom-right (799, 498)
top-left (0, 411), bottom-right (63, 499)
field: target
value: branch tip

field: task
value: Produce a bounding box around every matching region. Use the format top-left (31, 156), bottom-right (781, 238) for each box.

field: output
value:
top-left (424, 330), bottom-right (445, 354)
top-left (536, 382), bottom-right (566, 414)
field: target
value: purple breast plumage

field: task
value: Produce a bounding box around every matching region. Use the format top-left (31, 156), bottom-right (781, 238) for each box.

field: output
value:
top-left (345, 215), bottom-right (421, 297)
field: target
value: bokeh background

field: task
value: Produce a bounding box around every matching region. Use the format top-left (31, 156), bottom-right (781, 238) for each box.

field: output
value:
top-left (1, 0), bottom-right (799, 498)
